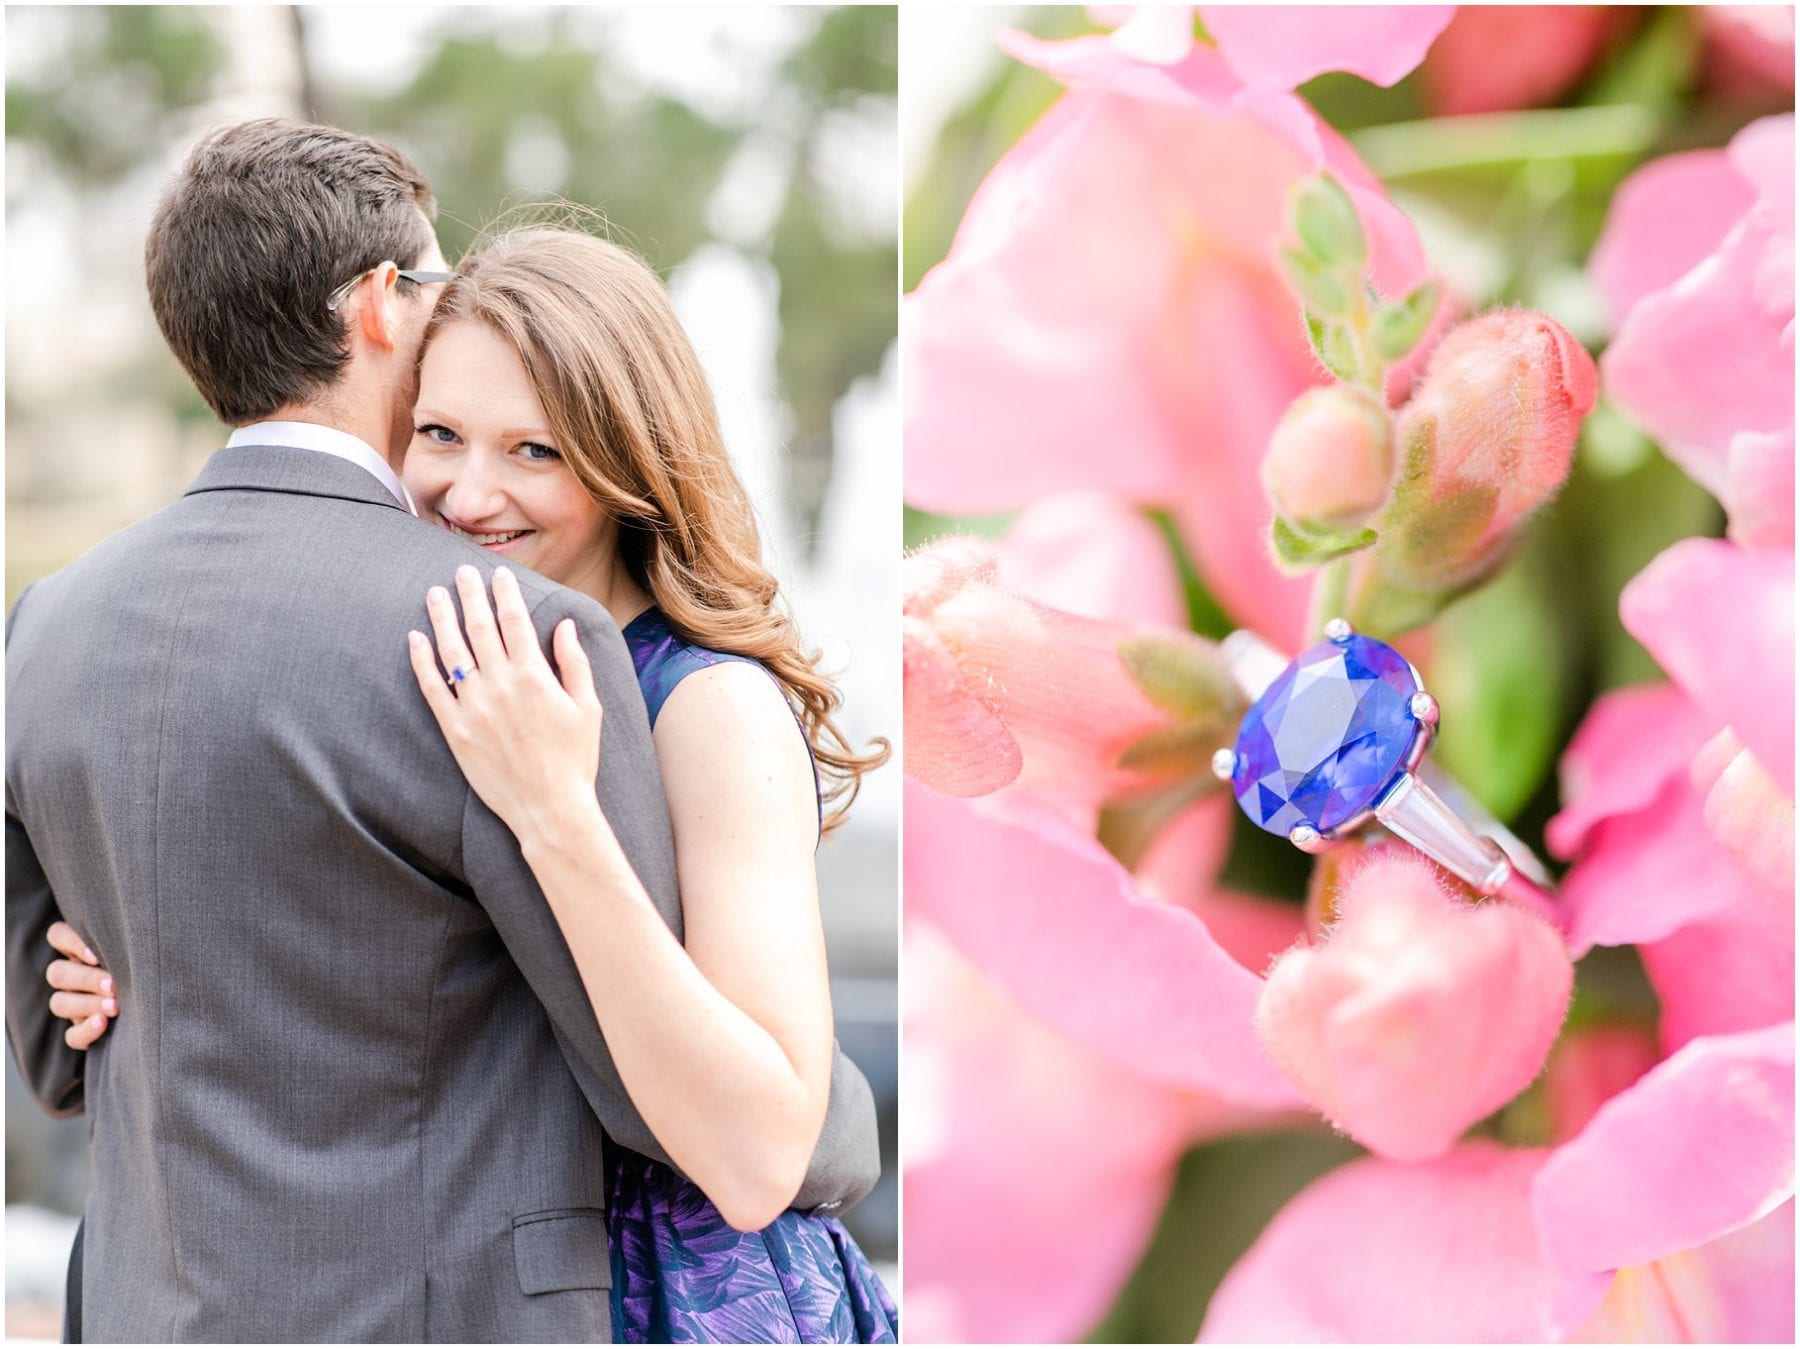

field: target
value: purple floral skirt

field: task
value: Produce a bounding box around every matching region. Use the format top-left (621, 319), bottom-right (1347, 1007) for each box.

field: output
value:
top-left (606, 1149), bottom-right (898, 1344)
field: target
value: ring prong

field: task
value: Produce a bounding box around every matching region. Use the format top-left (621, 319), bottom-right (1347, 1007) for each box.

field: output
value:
top-left (1411, 691), bottom-right (1439, 726)
top-left (1211, 748), bottom-right (1237, 782)
top-left (1323, 617), bottom-right (1353, 643)
top-left (1289, 823), bottom-right (1329, 854)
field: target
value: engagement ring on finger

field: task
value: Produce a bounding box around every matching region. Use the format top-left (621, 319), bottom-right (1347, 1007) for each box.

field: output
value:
top-left (1212, 619), bottom-right (1559, 925)
top-left (448, 665), bottom-right (471, 685)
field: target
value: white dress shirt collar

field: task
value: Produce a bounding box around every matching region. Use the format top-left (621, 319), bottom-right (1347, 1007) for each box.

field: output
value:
top-left (227, 421), bottom-right (416, 514)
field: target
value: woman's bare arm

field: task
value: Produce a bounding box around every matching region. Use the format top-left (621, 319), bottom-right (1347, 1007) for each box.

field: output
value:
top-left (409, 566), bottom-right (833, 1230)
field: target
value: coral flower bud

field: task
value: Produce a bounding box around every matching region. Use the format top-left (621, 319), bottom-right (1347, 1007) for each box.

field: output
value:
top-left (1256, 849), bottom-right (1573, 1162)
top-left (1262, 386), bottom-right (1395, 529)
top-left (1370, 311), bottom-right (1597, 607)
top-left (903, 538), bottom-right (1240, 807)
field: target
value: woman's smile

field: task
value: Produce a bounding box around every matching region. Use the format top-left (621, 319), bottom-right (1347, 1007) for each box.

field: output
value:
top-left (437, 514), bottom-right (536, 552)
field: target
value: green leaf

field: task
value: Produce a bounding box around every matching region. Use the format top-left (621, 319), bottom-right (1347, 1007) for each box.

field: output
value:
top-left (1304, 313), bottom-right (1361, 384)
top-left (1115, 722), bottom-right (1227, 776)
top-left (1345, 565), bottom-right (1476, 639)
top-left (1085, 1132), bottom-right (1362, 1343)
top-left (1095, 778), bottom-right (1216, 872)
top-left (1290, 173), bottom-right (1367, 269)
top-left (1270, 514), bottom-right (1379, 573)
top-left (1147, 509), bottom-right (1234, 640)
top-left (1428, 530), bottom-right (1580, 821)
top-left (1117, 634), bottom-right (1238, 720)
top-left (1368, 279), bottom-right (1441, 362)
top-left (1279, 245), bottom-right (1349, 317)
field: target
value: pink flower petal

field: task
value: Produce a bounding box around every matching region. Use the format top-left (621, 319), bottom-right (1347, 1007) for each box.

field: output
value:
top-left (1131, 791), bottom-right (1238, 909)
top-left (1697, 729), bottom-right (1796, 894)
top-left (1108, 4), bottom-right (1197, 67)
top-left (1600, 117), bottom-right (1795, 498)
top-left (1201, 1143), bottom-right (1563, 1342)
top-left (1589, 148), bottom-right (1756, 329)
top-left (993, 491), bottom-right (1187, 628)
top-left (1569, 1200), bottom-right (1795, 1343)
top-left (1730, 112), bottom-right (1795, 239)
top-left (1421, 6), bottom-right (1621, 115)
top-left (903, 538), bottom-right (1216, 808)
top-left (1533, 1023), bottom-right (1795, 1278)
top-left (1256, 852), bottom-right (1573, 1161)
top-left (1547, 683), bottom-right (1715, 859)
top-left (902, 613), bottom-right (1023, 797)
top-left (904, 779), bottom-right (1300, 1106)
top-left (1186, 889), bottom-right (1308, 979)
top-left (1640, 891), bottom-right (1795, 1054)
top-left (1620, 537), bottom-right (1795, 797)
top-left (1198, 5), bottom-right (1454, 91)
top-left (1556, 777), bottom-right (1771, 956)
top-left (903, 921), bottom-right (1195, 1343)
top-left (1726, 428), bottom-right (1796, 550)
top-left (905, 39), bottom-right (1431, 646)
top-left (1703, 6), bottom-right (1798, 95)
top-left (1543, 1023), bottom-right (1661, 1146)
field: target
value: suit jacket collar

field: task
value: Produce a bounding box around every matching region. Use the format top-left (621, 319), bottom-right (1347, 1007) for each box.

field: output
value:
top-left (184, 444), bottom-right (411, 514)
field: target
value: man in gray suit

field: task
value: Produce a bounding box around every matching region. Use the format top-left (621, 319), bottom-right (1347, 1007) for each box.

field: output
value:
top-left (5, 118), bottom-right (877, 1343)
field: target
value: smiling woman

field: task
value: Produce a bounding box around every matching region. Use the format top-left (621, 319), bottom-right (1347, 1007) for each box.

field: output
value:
top-left (408, 226), bottom-right (885, 829)
top-left (408, 321), bottom-right (621, 597)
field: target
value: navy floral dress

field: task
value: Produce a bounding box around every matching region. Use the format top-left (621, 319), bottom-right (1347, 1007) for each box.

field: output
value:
top-left (610, 606), bottom-right (897, 1344)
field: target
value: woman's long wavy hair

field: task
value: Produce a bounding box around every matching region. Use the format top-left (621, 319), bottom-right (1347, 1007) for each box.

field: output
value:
top-left (421, 225), bottom-right (887, 832)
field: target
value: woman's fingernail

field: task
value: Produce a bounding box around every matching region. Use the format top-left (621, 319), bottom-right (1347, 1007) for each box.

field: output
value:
top-left (82, 947), bottom-right (97, 964)
top-left (100, 975), bottom-right (113, 994)
top-left (495, 566), bottom-right (513, 584)
top-left (408, 630), bottom-right (424, 648)
top-left (89, 1014), bottom-right (105, 1029)
top-left (102, 998), bottom-right (118, 1016)
top-left (457, 564), bottom-right (477, 583)
top-left (427, 587), bottom-right (447, 606)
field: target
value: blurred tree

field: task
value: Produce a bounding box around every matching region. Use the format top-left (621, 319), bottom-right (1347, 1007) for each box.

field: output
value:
top-left (6, 6), bottom-right (223, 186)
top-left (325, 5), bottom-right (898, 548)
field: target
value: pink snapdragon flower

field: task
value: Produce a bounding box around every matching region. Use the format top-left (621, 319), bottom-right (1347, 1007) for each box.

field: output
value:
top-left (1089, 6), bottom-right (1454, 88)
top-left (1596, 114), bottom-right (1795, 551)
top-left (1261, 386), bottom-right (1394, 530)
top-left (904, 23), bottom-right (1436, 647)
top-left (903, 922), bottom-right (1203, 1343)
top-left (1563, 114), bottom-right (1796, 1060)
top-left (902, 536), bottom-right (1238, 812)
top-left (1550, 683), bottom-right (1794, 1054)
top-left (1202, 1025), bottom-right (1795, 1341)
top-left (1256, 849), bottom-right (1572, 1162)
top-left (1420, 7), bottom-right (1622, 116)
top-left (1375, 310), bottom-right (1597, 591)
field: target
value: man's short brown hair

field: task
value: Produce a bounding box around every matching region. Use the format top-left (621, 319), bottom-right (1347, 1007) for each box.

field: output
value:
top-left (145, 118), bottom-right (436, 425)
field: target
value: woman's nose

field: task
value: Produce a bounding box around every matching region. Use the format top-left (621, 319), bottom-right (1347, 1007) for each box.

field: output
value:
top-left (443, 456), bottom-right (509, 523)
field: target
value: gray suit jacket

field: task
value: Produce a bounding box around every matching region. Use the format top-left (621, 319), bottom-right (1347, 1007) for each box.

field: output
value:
top-left (5, 445), bottom-right (878, 1343)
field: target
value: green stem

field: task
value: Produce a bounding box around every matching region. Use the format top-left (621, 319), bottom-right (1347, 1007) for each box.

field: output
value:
top-left (1308, 558), bottom-right (1353, 640)
top-left (1350, 105), bottom-right (1666, 181)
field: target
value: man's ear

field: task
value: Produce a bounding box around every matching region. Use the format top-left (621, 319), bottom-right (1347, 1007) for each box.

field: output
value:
top-left (355, 262), bottom-right (403, 354)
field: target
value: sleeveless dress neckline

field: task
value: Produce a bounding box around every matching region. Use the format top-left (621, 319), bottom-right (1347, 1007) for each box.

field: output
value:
top-left (607, 608), bottom-right (896, 1344)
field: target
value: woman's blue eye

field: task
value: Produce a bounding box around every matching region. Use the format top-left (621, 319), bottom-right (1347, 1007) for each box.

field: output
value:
top-left (415, 423), bottom-right (457, 444)
top-left (520, 443), bottom-right (562, 461)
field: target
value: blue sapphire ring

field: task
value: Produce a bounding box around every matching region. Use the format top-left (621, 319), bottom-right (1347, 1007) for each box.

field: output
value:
top-left (447, 665), bottom-right (471, 686)
top-left (1212, 619), bottom-right (1559, 924)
